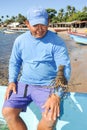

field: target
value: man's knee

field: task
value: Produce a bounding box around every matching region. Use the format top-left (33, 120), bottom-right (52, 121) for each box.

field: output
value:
top-left (2, 107), bottom-right (20, 121)
top-left (2, 107), bottom-right (10, 118)
top-left (37, 116), bottom-right (56, 130)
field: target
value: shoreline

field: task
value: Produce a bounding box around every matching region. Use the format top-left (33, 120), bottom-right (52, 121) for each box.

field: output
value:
top-left (57, 30), bottom-right (87, 93)
top-left (0, 28), bottom-right (87, 93)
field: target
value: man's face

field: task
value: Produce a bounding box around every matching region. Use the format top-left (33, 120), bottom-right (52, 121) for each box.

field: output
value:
top-left (27, 22), bottom-right (48, 38)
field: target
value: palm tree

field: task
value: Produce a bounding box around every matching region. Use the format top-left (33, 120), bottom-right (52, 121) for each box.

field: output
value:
top-left (58, 8), bottom-right (64, 22)
top-left (0, 18), bottom-right (2, 23)
top-left (11, 16), bottom-right (16, 22)
top-left (82, 6), bottom-right (87, 12)
top-left (1, 16), bottom-right (4, 21)
top-left (6, 15), bottom-right (9, 19)
top-left (67, 5), bottom-right (72, 16)
top-left (0, 16), bottom-right (4, 26)
top-left (46, 8), bottom-right (57, 22)
top-left (71, 6), bottom-right (76, 14)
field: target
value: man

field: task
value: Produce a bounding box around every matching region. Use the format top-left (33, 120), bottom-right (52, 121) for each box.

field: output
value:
top-left (2, 7), bottom-right (71, 130)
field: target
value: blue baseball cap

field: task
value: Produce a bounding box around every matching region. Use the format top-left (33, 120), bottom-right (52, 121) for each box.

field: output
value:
top-left (27, 7), bottom-right (48, 26)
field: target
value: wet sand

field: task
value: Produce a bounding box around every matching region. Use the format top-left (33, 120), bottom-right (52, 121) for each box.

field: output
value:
top-left (57, 30), bottom-right (87, 93)
top-left (0, 28), bottom-right (87, 93)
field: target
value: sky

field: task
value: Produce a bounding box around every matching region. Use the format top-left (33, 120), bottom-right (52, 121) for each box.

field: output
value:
top-left (0, 0), bottom-right (87, 18)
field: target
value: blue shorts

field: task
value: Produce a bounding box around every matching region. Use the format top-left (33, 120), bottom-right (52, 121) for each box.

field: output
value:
top-left (3, 82), bottom-right (54, 112)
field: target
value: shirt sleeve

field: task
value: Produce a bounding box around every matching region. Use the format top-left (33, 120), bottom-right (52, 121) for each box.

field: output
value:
top-left (52, 35), bottom-right (71, 98)
top-left (9, 38), bottom-right (22, 83)
top-left (53, 35), bottom-right (71, 81)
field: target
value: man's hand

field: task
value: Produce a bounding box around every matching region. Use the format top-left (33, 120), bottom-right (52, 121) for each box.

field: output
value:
top-left (4, 82), bottom-right (16, 100)
top-left (42, 94), bottom-right (60, 121)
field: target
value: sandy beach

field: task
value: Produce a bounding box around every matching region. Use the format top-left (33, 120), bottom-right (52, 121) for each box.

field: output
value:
top-left (57, 29), bottom-right (87, 93)
top-left (0, 28), bottom-right (87, 93)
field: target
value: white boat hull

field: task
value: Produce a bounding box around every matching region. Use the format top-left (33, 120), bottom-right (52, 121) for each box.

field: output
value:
top-left (3, 29), bottom-right (27, 34)
top-left (68, 32), bottom-right (87, 44)
top-left (0, 86), bottom-right (87, 130)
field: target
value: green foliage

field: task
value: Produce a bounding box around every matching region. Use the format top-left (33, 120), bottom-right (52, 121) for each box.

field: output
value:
top-left (46, 8), bottom-right (57, 22)
top-left (16, 14), bottom-right (27, 24)
top-left (77, 12), bottom-right (87, 20)
top-left (66, 13), bottom-right (78, 22)
top-left (0, 6), bottom-right (87, 25)
top-left (82, 6), bottom-right (87, 12)
top-left (51, 16), bottom-right (59, 23)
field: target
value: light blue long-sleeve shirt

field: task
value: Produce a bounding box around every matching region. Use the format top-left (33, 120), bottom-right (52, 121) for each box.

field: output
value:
top-left (9, 30), bottom-right (71, 86)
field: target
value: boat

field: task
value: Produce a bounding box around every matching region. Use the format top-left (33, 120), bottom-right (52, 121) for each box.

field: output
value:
top-left (54, 28), bottom-right (68, 32)
top-left (0, 86), bottom-right (87, 130)
top-left (68, 31), bottom-right (87, 44)
top-left (4, 29), bottom-right (17, 34)
top-left (3, 28), bottom-right (28, 34)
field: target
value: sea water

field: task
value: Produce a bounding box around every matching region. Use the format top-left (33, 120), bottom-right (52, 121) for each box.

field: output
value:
top-left (0, 32), bottom-right (20, 129)
top-left (0, 31), bottom-right (20, 61)
top-left (0, 32), bottom-right (21, 85)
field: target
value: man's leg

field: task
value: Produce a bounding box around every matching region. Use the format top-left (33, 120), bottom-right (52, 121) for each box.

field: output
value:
top-left (2, 107), bottom-right (27, 130)
top-left (37, 112), bottom-right (56, 130)
top-left (30, 86), bottom-right (57, 130)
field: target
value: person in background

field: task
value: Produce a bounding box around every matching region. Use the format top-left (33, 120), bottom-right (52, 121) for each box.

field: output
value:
top-left (2, 7), bottom-right (71, 130)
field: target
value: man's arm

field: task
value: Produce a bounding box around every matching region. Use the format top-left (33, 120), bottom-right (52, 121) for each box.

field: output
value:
top-left (9, 38), bottom-right (22, 83)
top-left (4, 39), bottom-right (22, 100)
top-left (43, 36), bottom-right (71, 120)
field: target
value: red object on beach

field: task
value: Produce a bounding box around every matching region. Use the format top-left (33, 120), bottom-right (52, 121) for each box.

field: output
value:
top-left (54, 28), bottom-right (68, 32)
top-left (68, 31), bottom-right (87, 37)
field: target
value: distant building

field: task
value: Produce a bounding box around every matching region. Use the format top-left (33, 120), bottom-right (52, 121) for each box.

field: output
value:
top-left (49, 21), bottom-right (87, 28)
top-left (7, 22), bottom-right (20, 28)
